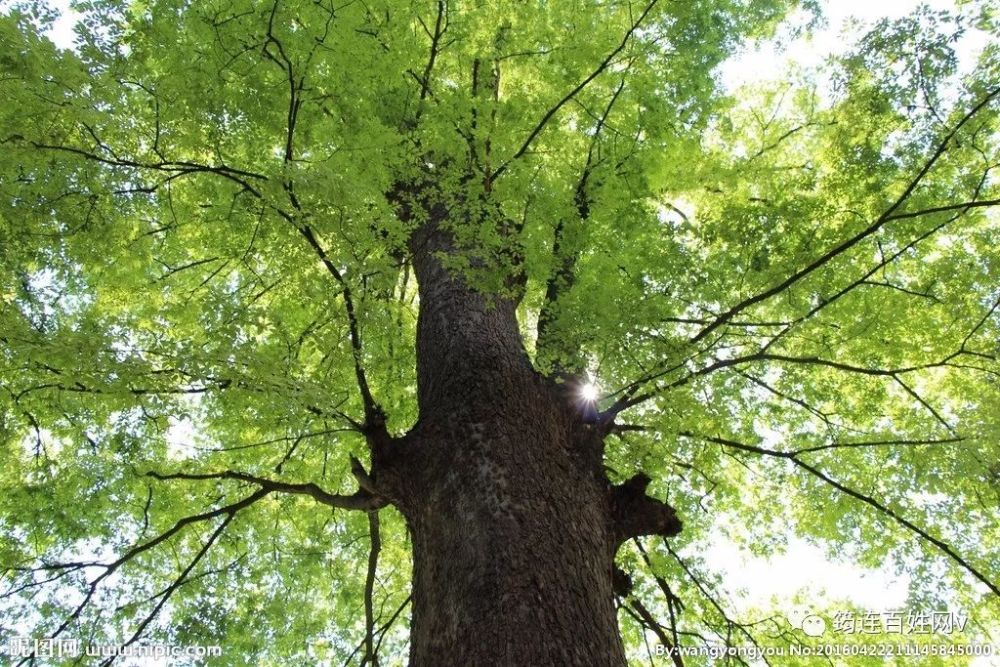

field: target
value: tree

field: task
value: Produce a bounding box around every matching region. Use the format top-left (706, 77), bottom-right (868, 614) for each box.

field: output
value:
top-left (1, 0), bottom-right (999, 664)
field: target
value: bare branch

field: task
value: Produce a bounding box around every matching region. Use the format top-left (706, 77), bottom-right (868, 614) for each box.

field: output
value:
top-left (748, 121), bottom-right (833, 161)
top-left (630, 598), bottom-right (684, 667)
top-left (102, 515), bottom-right (234, 667)
top-left (262, 0), bottom-right (302, 164)
top-left (155, 256), bottom-right (222, 282)
top-left (793, 455), bottom-right (1000, 597)
top-left (146, 470), bottom-right (387, 511)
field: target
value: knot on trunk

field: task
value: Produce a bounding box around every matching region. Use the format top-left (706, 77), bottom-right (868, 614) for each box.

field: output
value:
top-left (611, 564), bottom-right (634, 597)
top-left (608, 473), bottom-right (682, 549)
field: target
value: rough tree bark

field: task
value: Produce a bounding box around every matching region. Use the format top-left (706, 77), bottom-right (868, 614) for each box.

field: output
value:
top-left (366, 187), bottom-right (682, 666)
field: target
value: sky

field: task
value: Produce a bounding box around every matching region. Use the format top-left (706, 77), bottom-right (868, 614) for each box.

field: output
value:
top-left (32, 0), bottom-right (993, 657)
top-left (719, 0), bottom-right (988, 92)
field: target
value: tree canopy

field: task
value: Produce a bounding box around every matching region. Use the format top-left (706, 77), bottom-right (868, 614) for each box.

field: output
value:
top-left (1, 0), bottom-right (999, 664)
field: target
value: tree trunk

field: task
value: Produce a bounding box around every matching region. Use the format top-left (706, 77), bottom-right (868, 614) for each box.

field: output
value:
top-left (373, 200), bottom-right (680, 666)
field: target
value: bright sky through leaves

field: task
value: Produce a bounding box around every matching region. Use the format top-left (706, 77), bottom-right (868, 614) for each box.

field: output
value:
top-left (710, 0), bottom-right (993, 627)
top-left (4, 0), bottom-right (999, 662)
top-left (31, 0), bottom-right (998, 633)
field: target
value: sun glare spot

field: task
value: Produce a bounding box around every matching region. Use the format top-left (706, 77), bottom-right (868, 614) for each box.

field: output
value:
top-left (580, 382), bottom-right (600, 402)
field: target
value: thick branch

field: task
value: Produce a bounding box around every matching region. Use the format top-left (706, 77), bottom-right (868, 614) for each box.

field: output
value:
top-left (341, 595), bottom-right (412, 667)
top-left (146, 470), bottom-right (387, 511)
top-left (624, 598), bottom-right (684, 667)
top-left (351, 455), bottom-right (380, 495)
top-left (634, 538), bottom-right (685, 650)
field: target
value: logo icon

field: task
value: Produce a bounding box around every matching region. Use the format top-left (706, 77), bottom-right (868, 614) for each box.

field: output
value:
top-left (801, 614), bottom-right (827, 637)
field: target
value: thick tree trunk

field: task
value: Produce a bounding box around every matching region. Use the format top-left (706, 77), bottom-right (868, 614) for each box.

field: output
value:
top-left (404, 228), bottom-right (625, 666)
top-left (373, 199), bottom-right (680, 666)
top-left (405, 410), bottom-right (625, 665)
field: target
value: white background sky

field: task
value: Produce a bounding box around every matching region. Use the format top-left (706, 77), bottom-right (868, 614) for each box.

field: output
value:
top-left (720, 0), bottom-right (988, 91)
top-left (34, 0), bottom-right (994, 656)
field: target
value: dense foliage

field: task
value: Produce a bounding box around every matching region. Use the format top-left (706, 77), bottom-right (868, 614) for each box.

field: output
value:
top-left (1, 0), bottom-right (998, 664)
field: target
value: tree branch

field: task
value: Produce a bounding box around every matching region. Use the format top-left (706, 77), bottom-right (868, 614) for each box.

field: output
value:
top-left (634, 538), bottom-right (684, 651)
top-left (45, 489), bottom-right (270, 643)
top-left (663, 540), bottom-right (768, 666)
top-left (262, 0), bottom-right (303, 165)
top-left (791, 435), bottom-right (964, 456)
top-left (25, 140), bottom-right (266, 195)
top-left (146, 470), bottom-right (387, 511)
top-left (258, 2), bottom-right (384, 434)
top-left (415, 1), bottom-right (446, 118)
top-left (685, 86), bottom-right (1000, 346)
top-left (687, 432), bottom-right (1000, 597)
top-left (293, 221), bottom-right (383, 429)
top-left (101, 515), bottom-right (233, 667)
top-left (536, 77), bottom-right (628, 365)
top-left (362, 510), bottom-right (382, 667)
top-left (492, 0), bottom-right (657, 179)
top-left (624, 598), bottom-right (684, 667)
top-left (882, 197), bottom-right (1000, 222)
top-left (341, 595), bottom-right (412, 667)
top-left (609, 345), bottom-right (974, 417)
